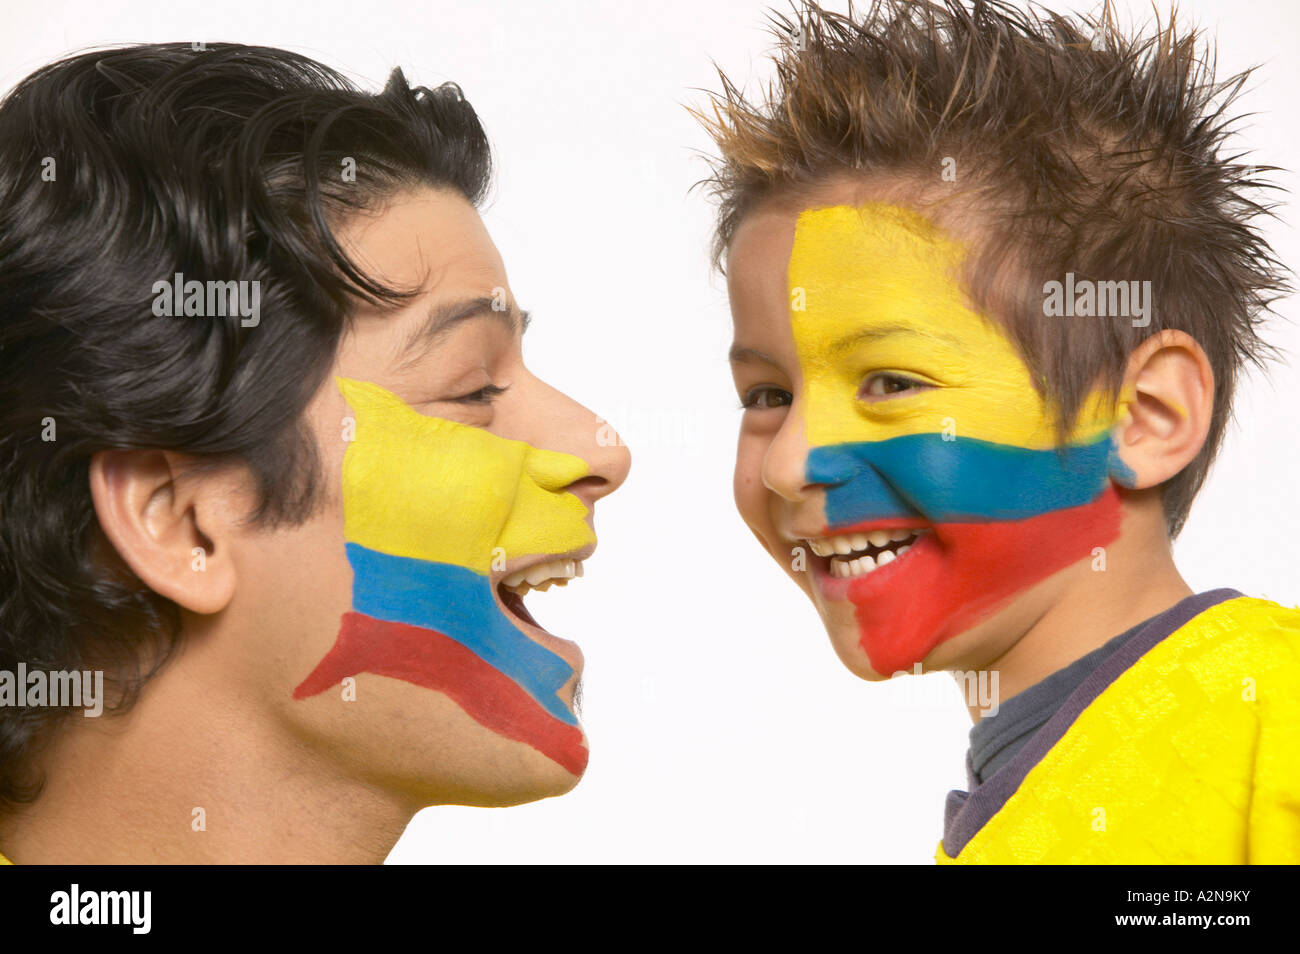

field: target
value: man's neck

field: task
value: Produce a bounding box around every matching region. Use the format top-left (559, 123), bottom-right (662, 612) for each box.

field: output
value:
top-left (0, 666), bottom-right (413, 863)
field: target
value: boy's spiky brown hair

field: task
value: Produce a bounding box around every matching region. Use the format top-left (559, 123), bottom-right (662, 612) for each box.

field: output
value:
top-left (693, 0), bottom-right (1289, 536)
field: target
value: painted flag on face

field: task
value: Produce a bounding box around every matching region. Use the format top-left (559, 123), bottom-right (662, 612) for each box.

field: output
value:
top-left (293, 378), bottom-right (596, 775)
top-left (788, 205), bottom-right (1128, 673)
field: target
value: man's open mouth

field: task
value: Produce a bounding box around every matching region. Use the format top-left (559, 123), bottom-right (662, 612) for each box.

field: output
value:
top-left (496, 558), bottom-right (585, 629)
top-left (807, 529), bottom-right (931, 580)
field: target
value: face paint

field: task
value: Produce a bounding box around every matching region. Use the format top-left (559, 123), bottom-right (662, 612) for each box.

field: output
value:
top-left (293, 378), bottom-right (596, 775)
top-left (788, 204), bottom-right (1128, 674)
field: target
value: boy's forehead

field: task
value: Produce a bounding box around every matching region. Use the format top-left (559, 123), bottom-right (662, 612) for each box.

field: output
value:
top-left (728, 191), bottom-right (998, 341)
top-left (728, 175), bottom-right (986, 287)
top-left (726, 202), bottom-right (796, 292)
top-left (787, 201), bottom-right (976, 337)
top-left (725, 185), bottom-right (1036, 387)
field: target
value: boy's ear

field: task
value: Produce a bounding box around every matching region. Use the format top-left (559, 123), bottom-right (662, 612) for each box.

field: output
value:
top-left (1110, 329), bottom-right (1214, 491)
top-left (89, 450), bottom-right (241, 614)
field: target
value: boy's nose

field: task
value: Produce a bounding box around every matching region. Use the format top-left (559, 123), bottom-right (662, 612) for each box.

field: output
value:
top-left (805, 442), bottom-right (916, 529)
top-left (761, 414), bottom-right (814, 503)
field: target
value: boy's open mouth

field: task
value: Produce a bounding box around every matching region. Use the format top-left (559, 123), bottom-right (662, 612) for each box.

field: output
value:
top-left (807, 528), bottom-right (931, 580)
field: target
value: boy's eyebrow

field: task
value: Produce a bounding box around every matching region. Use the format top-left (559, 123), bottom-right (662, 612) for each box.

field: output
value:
top-left (397, 296), bottom-right (530, 368)
top-left (729, 325), bottom-right (966, 365)
top-left (728, 344), bottom-right (782, 366)
top-left (828, 324), bottom-right (964, 354)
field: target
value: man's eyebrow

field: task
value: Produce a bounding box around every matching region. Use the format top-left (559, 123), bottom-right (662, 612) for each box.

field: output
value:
top-left (828, 324), bottom-right (963, 354)
top-left (397, 296), bottom-right (529, 368)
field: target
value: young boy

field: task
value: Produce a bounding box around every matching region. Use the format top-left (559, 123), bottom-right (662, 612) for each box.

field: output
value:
top-left (696, 0), bottom-right (1299, 862)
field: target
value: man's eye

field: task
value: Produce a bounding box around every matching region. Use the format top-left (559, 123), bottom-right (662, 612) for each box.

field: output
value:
top-left (860, 373), bottom-right (931, 400)
top-left (450, 383), bottom-right (508, 405)
top-left (740, 386), bottom-right (792, 410)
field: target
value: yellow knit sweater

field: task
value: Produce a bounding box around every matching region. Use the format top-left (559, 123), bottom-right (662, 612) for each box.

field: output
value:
top-left (938, 595), bottom-right (1300, 863)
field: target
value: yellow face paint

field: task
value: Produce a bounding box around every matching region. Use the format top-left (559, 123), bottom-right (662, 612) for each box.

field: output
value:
top-left (338, 377), bottom-right (595, 572)
top-left (788, 203), bottom-right (1115, 450)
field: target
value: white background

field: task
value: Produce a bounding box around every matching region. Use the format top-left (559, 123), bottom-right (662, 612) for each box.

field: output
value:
top-left (4, 0), bottom-right (1297, 863)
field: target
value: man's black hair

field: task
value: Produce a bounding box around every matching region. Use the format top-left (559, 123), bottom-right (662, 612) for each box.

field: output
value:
top-left (0, 42), bottom-right (493, 808)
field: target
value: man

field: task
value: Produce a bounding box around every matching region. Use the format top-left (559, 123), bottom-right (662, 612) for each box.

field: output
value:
top-left (0, 43), bottom-right (629, 863)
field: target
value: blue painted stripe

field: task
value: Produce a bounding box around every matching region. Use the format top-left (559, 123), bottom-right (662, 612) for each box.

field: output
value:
top-left (807, 432), bottom-right (1118, 526)
top-left (345, 542), bottom-right (577, 725)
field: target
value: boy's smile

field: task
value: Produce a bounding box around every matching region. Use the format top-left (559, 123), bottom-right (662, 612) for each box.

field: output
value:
top-left (728, 192), bottom-right (1128, 678)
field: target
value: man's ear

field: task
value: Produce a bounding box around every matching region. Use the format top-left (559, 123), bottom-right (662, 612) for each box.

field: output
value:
top-left (1110, 329), bottom-right (1214, 491)
top-left (89, 450), bottom-right (240, 614)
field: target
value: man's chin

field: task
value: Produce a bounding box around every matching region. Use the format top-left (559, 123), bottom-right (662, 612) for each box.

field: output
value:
top-left (419, 764), bottom-right (586, 809)
top-left (421, 734), bottom-right (591, 808)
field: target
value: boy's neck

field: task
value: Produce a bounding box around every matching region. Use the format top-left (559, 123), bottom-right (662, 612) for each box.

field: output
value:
top-left (961, 502), bottom-right (1194, 724)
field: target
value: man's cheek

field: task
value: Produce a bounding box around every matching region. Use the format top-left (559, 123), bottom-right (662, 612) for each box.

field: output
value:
top-left (291, 378), bottom-right (591, 778)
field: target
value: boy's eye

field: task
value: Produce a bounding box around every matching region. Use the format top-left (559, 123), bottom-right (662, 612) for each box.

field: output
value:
top-left (450, 383), bottom-right (508, 405)
top-left (741, 386), bottom-right (793, 410)
top-left (860, 372), bottom-right (932, 401)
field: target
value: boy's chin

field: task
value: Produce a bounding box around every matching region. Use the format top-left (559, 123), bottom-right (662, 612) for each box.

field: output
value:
top-left (815, 600), bottom-right (972, 681)
top-left (815, 594), bottom-right (1045, 682)
top-left (814, 606), bottom-right (897, 681)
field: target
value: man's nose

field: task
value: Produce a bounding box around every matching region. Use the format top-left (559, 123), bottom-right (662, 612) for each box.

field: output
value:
top-left (554, 423), bottom-right (631, 509)
top-left (580, 415), bottom-right (632, 502)
top-left (526, 383), bottom-right (631, 508)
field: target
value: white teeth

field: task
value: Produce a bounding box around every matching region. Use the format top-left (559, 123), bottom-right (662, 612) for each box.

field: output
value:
top-left (830, 549), bottom-right (883, 579)
top-left (853, 553), bottom-right (877, 574)
top-left (832, 552), bottom-right (878, 578)
top-left (808, 528), bottom-right (929, 558)
top-left (815, 528), bottom-right (930, 580)
top-left (501, 558), bottom-right (584, 594)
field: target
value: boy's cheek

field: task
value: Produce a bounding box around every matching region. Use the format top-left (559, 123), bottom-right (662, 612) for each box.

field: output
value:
top-left (732, 442), bottom-right (768, 539)
top-left (732, 449), bottom-right (812, 595)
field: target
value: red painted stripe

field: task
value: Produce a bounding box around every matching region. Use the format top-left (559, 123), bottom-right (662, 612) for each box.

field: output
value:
top-left (844, 485), bottom-right (1124, 674)
top-left (293, 612), bottom-right (588, 776)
